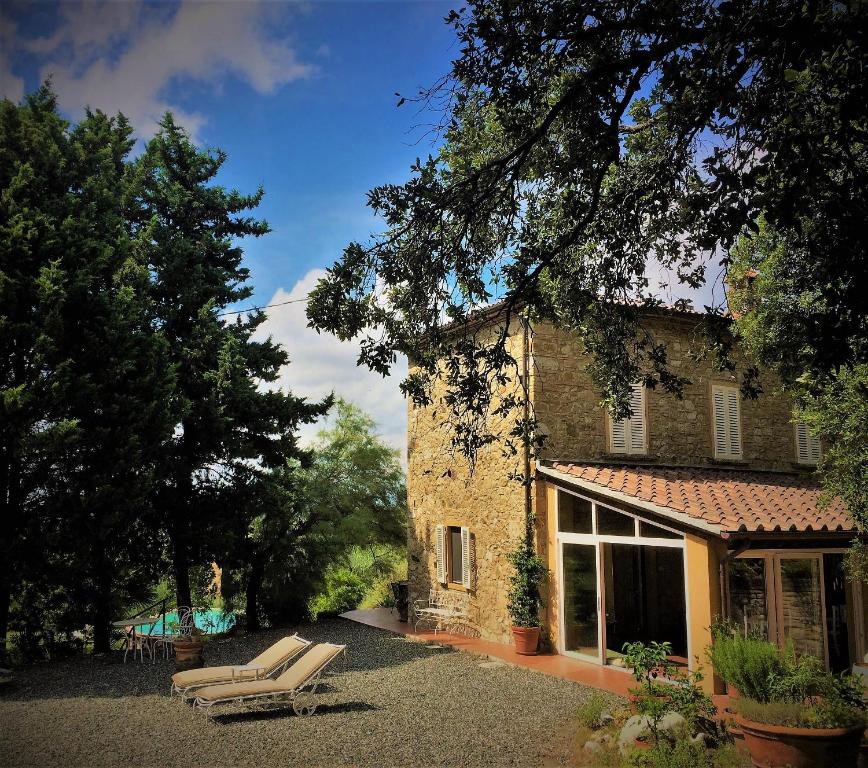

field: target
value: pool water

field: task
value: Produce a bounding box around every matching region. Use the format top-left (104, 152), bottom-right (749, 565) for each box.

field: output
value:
top-left (138, 609), bottom-right (235, 637)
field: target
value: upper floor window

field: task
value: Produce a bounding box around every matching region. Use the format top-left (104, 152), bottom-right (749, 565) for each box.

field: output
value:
top-left (795, 421), bottom-right (821, 465)
top-left (610, 383), bottom-right (647, 455)
top-left (712, 384), bottom-right (742, 461)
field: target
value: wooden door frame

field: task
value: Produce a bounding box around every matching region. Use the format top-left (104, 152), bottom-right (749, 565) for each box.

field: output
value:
top-left (731, 549), bottom-right (860, 669)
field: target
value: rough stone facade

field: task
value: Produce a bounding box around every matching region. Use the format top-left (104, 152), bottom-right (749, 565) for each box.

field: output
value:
top-left (407, 310), bottom-right (809, 643)
top-left (531, 313), bottom-right (801, 471)
top-left (406, 320), bottom-right (529, 643)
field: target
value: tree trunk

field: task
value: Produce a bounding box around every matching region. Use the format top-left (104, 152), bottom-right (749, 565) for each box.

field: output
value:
top-left (174, 551), bottom-right (192, 609)
top-left (0, 571), bottom-right (10, 665)
top-left (91, 538), bottom-right (112, 654)
top-left (245, 551), bottom-right (265, 632)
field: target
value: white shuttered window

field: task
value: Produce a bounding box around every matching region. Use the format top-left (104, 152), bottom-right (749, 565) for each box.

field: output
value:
top-left (795, 421), bottom-right (822, 465)
top-left (610, 383), bottom-right (647, 455)
top-left (435, 524), bottom-right (447, 584)
top-left (712, 385), bottom-right (742, 460)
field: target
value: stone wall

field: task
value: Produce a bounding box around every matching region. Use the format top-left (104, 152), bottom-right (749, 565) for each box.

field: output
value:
top-left (531, 314), bottom-right (801, 470)
top-left (407, 310), bottom-right (809, 643)
top-left (406, 320), bottom-right (529, 643)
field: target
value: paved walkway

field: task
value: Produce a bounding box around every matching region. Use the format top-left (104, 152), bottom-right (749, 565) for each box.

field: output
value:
top-left (341, 607), bottom-right (635, 697)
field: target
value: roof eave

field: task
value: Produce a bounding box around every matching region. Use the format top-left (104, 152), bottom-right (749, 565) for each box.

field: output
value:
top-left (535, 462), bottom-right (724, 538)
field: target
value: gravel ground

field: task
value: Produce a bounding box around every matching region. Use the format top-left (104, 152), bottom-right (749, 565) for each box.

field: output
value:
top-left (0, 617), bottom-right (618, 768)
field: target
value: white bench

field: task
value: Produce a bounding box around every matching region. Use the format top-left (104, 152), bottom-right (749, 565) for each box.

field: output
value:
top-left (413, 590), bottom-right (471, 635)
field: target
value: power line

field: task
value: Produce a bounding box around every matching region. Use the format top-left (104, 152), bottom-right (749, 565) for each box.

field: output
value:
top-left (217, 296), bottom-right (309, 317)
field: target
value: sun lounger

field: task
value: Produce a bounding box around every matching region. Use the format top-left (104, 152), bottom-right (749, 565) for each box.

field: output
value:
top-left (192, 642), bottom-right (346, 718)
top-left (170, 634), bottom-right (311, 699)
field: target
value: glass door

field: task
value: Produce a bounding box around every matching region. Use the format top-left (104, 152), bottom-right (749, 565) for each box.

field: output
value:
top-left (561, 542), bottom-right (601, 661)
top-left (774, 554), bottom-right (827, 665)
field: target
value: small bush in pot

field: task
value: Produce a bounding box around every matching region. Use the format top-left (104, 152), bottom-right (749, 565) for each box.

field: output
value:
top-left (717, 640), bottom-right (867, 768)
top-left (707, 620), bottom-right (782, 702)
top-left (506, 543), bottom-right (546, 655)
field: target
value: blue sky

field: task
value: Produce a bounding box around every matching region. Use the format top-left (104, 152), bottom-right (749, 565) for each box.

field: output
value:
top-left (1, 0), bottom-right (459, 454)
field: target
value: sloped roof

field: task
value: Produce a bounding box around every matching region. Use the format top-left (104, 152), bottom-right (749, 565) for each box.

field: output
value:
top-left (542, 462), bottom-right (852, 535)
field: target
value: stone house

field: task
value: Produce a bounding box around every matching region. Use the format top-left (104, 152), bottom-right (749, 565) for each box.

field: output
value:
top-left (406, 306), bottom-right (863, 692)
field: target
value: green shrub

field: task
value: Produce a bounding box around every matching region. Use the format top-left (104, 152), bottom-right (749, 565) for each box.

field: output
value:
top-left (506, 545), bottom-right (546, 628)
top-left (733, 697), bottom-right (866, 729)
top-left (627, 737), bottom-right (712, 768)
top-left (577, 692), bottom-right (608, 729)
top-left (707, 625), bottom-right (781, 703)
top-left (308, 567), bottom-right (367, 620)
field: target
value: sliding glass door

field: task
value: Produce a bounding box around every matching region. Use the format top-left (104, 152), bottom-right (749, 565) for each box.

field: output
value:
top-left (561, 543), bottom-right (600, 660)
top-left (556, 488), bottom-right (688, 666)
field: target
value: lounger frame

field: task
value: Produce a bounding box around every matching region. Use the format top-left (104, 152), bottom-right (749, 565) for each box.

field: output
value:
top-left (192, 644), bottom-right (347, 720)
top-left (170, 633), bottom-right (311, 700)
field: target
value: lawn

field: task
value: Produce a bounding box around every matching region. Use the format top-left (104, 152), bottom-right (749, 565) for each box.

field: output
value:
top-left (0, 617), bottom-right (611, 768)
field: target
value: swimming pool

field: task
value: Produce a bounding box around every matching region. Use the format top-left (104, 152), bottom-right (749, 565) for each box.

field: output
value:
top-left (137, 609), bottom-right (235, 637)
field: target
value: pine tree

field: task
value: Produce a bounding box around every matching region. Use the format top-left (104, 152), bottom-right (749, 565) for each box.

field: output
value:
top-left (0, 88), bottom-right (78, 660)
top-left (132, 115), bottom-right (329, 609)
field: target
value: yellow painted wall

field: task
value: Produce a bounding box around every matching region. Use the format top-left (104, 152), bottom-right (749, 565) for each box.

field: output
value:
top-left (684, 533), bottom-right (725, 694)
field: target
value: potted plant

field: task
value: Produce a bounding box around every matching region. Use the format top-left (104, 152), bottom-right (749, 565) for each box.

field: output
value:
top-left (506, 543), bottom-right (546, 655)
top-left (711, 637), bottom-right (866, 768)
top-left (172, 624), bottom-right (205, 670)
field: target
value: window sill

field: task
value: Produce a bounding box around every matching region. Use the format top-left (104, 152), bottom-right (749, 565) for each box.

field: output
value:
top-left (708, 457), bottom-right (749, 467)
top-left (601, 453), bottom-right (657, 462)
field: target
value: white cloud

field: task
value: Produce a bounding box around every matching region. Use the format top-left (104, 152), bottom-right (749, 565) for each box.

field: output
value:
top-left (15, 0), bottom-right (311, 138)
top-left (254, 269), bottom-right (408, 462)
top-left (1, 15), bottom-right (25, 102)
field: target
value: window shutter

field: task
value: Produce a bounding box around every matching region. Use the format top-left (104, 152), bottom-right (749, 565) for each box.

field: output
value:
top-left (435, 525), bottom-right (447, 584)
top-left (726, 389), bottom-right (741, 457)
top-left (796, 421), bottom-right (822, 464)
top-left (611, 383), bottom-right (646, 454)
top-left (712, 388), bottom-right (728, 458)
top-left (461, 527), bottom-right (472, 589)
top-left (713, 386), bottom-right (742, 460)
top-left (610, 417), bottom-right (627, 454)
top-left (627, 384), bottom-right (646, 454)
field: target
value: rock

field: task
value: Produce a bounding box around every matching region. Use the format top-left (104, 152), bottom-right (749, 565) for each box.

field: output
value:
top-left (618, 715), bottom-right (652, 752)
top-left (584, 732), bottom-right (614, 754)
top-left (598, 711), bottom-right (614, 727)
top-left (618, 711), bottom-right (688, 753)
top-left (690, 732), bottom-right (710, 747)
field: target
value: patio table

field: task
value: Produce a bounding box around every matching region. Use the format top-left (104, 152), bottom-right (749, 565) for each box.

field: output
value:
top-left (415, 606), bottom-right (467, 635)
top-left (111, 615), bottom-right (163, 663)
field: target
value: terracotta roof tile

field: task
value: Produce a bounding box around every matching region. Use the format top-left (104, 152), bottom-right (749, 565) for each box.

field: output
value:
top-left (546, 462), bottom-right (852, 534)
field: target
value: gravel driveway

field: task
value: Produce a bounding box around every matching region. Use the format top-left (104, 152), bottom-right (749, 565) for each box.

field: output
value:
top-left (0, 617), bottom-right (615, 768)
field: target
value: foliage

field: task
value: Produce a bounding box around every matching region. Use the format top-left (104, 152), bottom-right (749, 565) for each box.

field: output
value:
top-left (730, 219), bottom-right (868, 543)
top-left (734, 697), bottom-right (866, 730)
top-left (623, 640), bottom-right (673, 689)
top-left (309, 544), bottom-right (405, 619)
top-left (308, 567), bottom-right (368, 620)
top-left (577, 692), bottom-right (609, 730)
top-left (665, 668), bottom-right (716, 734)
top-left (307, 0), bottom-right (868, 466)
top-left (243, 401), bottom-right (407, 628)
top-left (624, 640), bottom-right (716, 745)
top-left (707, 622), bottom-right (782, 703)
top-left (505, 543), bottom-right (546, 627)
top-left (0, 87), bottom-right (178, 655)
top-left (627, 737), bottom-right (712, 768)
top-left (715, 630), bottom-right (868, 729)
top-left (131, 113), bottom-right (330, 612)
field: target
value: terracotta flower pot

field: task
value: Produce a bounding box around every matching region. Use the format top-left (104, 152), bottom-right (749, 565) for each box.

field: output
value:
top-left (727, 722), bottom-right (750, 757)
top-left (735, 713), bottom-right (863, 768)
top-left (173, 636), bottom-right (204, 670)
top-left (511, 626), bottom-right (540, 655)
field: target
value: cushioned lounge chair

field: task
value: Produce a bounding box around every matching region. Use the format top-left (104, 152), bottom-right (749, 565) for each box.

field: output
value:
top-left (170, 634), bottom-right (310, 699)
top-left (192, 642), bottom-right (346, 718)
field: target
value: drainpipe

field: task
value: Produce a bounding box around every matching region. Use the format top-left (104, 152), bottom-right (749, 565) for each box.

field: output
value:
top-left (522, 316), bottom-right (533, 545)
